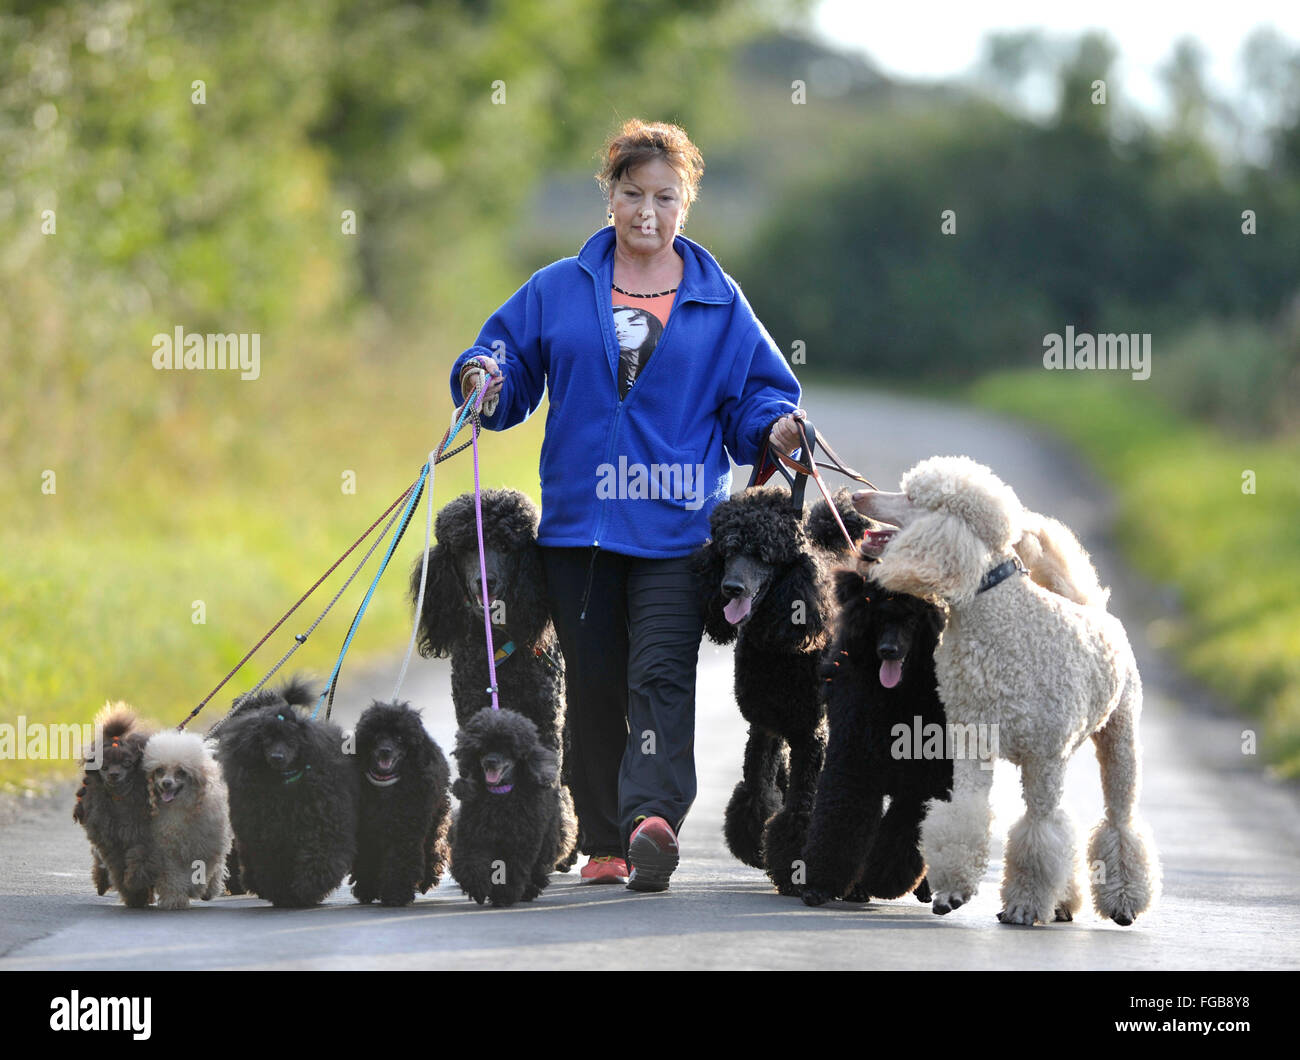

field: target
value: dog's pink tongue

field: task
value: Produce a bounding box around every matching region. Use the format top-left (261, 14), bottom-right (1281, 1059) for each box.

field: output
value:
top-left (484, 766), bottom-right (503, 785)
top-left (879, 659), bottom-right (903, 688)
top-left (724, 597), bottom-right (752, 625)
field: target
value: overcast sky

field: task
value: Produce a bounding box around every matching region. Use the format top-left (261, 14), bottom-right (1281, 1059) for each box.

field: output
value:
top-left (812, 0), bottom-right (1300, 119)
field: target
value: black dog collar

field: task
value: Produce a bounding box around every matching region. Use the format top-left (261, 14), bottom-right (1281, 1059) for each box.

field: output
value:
top-left (978, 556), bottom-right (1027, 594)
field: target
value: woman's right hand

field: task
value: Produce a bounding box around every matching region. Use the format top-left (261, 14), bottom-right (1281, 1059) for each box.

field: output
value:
top-left (460, 355), bottom-right (505, 407)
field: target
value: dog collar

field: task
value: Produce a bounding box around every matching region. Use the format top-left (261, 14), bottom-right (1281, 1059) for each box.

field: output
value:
top-left (978, 556), bottom-right (1027, 594)
top-left (281, 765), bottom-right (310, 785)
top-left (365, 770), bottom-right (400, 788)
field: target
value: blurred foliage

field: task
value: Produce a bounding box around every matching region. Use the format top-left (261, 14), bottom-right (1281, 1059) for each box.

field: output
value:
top-left (0, 0), bottom-right (808, 784)
top-left (971, 369), bottom-right (1300, 777)
top-left (737, 30), bottom-right (1300, 436)
top-left (2, 1), bottom-right (1297, 781)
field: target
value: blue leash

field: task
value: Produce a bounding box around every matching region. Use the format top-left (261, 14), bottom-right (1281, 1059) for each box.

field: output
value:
top-left (312, 394), bottom-right (478, 719)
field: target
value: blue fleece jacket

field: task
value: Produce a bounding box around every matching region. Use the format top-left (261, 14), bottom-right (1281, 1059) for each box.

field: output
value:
top-left (449, 226), bottom-right (799, 558)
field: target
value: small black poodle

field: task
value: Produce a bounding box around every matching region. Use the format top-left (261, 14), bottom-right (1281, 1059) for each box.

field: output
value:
top-left (449, 707), bottom-right (577, 907)
top-left (691, 486), bottom-right (872, 895)
top-left (73, 703), bottom-right (154, 907)
top-left (800, 558), bottom-right (952, 907)
top-left (216, 678), bottom-right (358, 907)
top-left (350, 699), bottom-right (452, 907)
top-left (411, 488), bottom-right (577, 872)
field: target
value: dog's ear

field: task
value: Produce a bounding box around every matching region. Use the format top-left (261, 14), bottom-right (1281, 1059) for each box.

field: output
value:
top-left (527, 743), bottom-right (558, 788)
top-left (746, 553), bottom-right (826, 649)
top-left (412, 543), bottom-right (470, 657)
top-left (830, 567), bottom-right (866, 608)
top-left (451, 776), bottom-right (473, 800)
top-left (870, 511), bottom-right (986, 606)
top-left (213, 709), bottom-right (260, 776)
top-left (505, 541), bottom-right (550, 646)
top-left (690, 539), bottom-right (736, 645)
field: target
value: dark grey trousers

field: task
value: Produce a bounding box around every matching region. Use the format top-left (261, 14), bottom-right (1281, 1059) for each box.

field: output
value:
top-left (541, 547), bottom-right (705, 857)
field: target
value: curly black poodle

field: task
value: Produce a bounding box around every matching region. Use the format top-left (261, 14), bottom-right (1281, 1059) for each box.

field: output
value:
top-left (449, 707), bottom-right (577, 907)
top-left (799, 560), bottom-right (952, 907)
top-left (691, 485), bottom-right (872, 895)
top-left (73, 703), bottom-right (154, 907)
top-left (215, 678), bottom-right (358, 907)
top-left (411, 488), bottom-right (577, 872)
top-left (350, 699), bottom-right (452, 907)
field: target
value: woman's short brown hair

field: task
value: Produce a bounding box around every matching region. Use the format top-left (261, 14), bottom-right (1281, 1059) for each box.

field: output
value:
top-left (596, 119), bottom-right (704, 214)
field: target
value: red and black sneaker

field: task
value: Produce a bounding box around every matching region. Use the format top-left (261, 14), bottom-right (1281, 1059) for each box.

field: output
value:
top-left (579, 855), bottom-right (628, 885)
top-left (626, 815), bottom-right (679, 892)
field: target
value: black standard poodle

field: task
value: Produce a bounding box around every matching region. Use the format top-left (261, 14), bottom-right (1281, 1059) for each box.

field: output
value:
top-left (215, 678), bottom-right (358, 907)
top-left (411, 488), bottom-right (577, 872)
top-left (449, 707), bottom-right (577, 907)
top-left (799, 556), bottom-right (953, 907)
top-left (73, 703), bottom-right (154, 907)
top-left (691, 485), bottom-right (872, 895)
top-left (350, 699), bottom-right (452, 907)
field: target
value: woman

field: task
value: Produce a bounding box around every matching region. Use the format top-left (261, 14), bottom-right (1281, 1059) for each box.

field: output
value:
top-left (452, 119), bottom-right (806, 892)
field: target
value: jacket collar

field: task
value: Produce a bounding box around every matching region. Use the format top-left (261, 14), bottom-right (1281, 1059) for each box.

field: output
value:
top-left (576, 226), bottom-right (735, 305)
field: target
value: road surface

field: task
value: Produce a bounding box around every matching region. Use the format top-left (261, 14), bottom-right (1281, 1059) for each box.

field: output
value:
top-left (2, 385), bottom-right (1297, 970)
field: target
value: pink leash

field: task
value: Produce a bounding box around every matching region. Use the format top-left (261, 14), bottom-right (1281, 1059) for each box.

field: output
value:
top-left (468, 376), bottom-right (501, 710)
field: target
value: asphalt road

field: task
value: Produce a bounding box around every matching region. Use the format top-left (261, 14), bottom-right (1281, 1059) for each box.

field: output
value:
top-left (3, 385), bottom-right (1298, 970)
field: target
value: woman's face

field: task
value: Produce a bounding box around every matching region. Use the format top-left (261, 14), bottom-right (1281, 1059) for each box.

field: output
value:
top-left (609, 158), bottom-right (686, 257)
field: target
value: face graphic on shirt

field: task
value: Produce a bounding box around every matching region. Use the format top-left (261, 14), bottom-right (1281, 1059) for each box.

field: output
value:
top-left (613, 306), bottom-right (657, 355)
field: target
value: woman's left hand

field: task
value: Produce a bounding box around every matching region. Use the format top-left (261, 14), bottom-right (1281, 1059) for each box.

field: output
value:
top-left (769, 409), bottom-right (807, 455)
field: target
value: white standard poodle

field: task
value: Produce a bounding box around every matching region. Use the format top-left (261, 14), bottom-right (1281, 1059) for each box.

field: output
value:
top-left (853, 455), bottom-right (1159, 927)
top-left (142, 731), bottom-right (232, 909)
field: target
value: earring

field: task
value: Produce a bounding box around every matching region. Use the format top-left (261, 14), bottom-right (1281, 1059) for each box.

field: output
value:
top-left (607, 211), bottom-right (613, 221)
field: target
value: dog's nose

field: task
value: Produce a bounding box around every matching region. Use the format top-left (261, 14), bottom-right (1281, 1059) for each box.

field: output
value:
top-left (160, 777), bottom-right (175, 792)
top-left (851, 489), bottom-right (877, 514)
top-left (721, 579), bottom-right (746, 599)
top-left (878, 643), bottom-right (901, 660)
top-left (268, 750), bottom-right (286, 766)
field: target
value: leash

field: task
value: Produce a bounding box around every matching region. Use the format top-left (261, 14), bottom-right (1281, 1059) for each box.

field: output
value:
top-left (204, 485), bottom-right (415, 737)
top-left (182, 382), bottom-right (485, 733)
top-left (468, 379), bottom-right (502, 710)
top-left (391, 382), bottom-right (485, 701)
top-left (749, 418), bottom-right (875, 552)
top-left (316, 386), bottom-right (485, 720)
top-left (179, 476), bottom-right (425, 732)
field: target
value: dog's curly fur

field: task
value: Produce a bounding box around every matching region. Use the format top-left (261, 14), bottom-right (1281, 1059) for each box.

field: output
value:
top-left (73, 703), bottom-right (154, 907)
top-left (858, 455), bottom-right (1160, 926)
top-left (143, 731), bottom-right (232, 909)
top-left (411, 488), bottom-right (577, 872)
top-left (800, 564), bottom-right (951, 907)
top-left (350, 700), bottom-right (452, 907)
top-left (691, 486), bottom-right (872, 895)
top-left (450, 707), bottom-right (577, 907)
top-left (216, 678), bottom-right (358, 908)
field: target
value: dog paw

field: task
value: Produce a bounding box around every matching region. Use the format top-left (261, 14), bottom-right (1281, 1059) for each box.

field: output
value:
top-left (157, 895), bottom-right (190, 911)
top-left (801, 888), bottom-right (831, 907)
top-left (914, 878), bottom-right (932, 903)
top-left (931, 890), bottom-right (968, 916)
top-left (1053, 905), bottom-right (1073, 922)
top-left (996, 903), bottom-right (1040, 926)
top-left (379, 892), bottom-right (414, 907)
top-left (1110, 910), bottom-right (1134, 927)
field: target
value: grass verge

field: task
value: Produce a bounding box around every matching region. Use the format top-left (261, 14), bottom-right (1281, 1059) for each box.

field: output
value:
top-left (969, 370), bottom-right (1300, 777)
